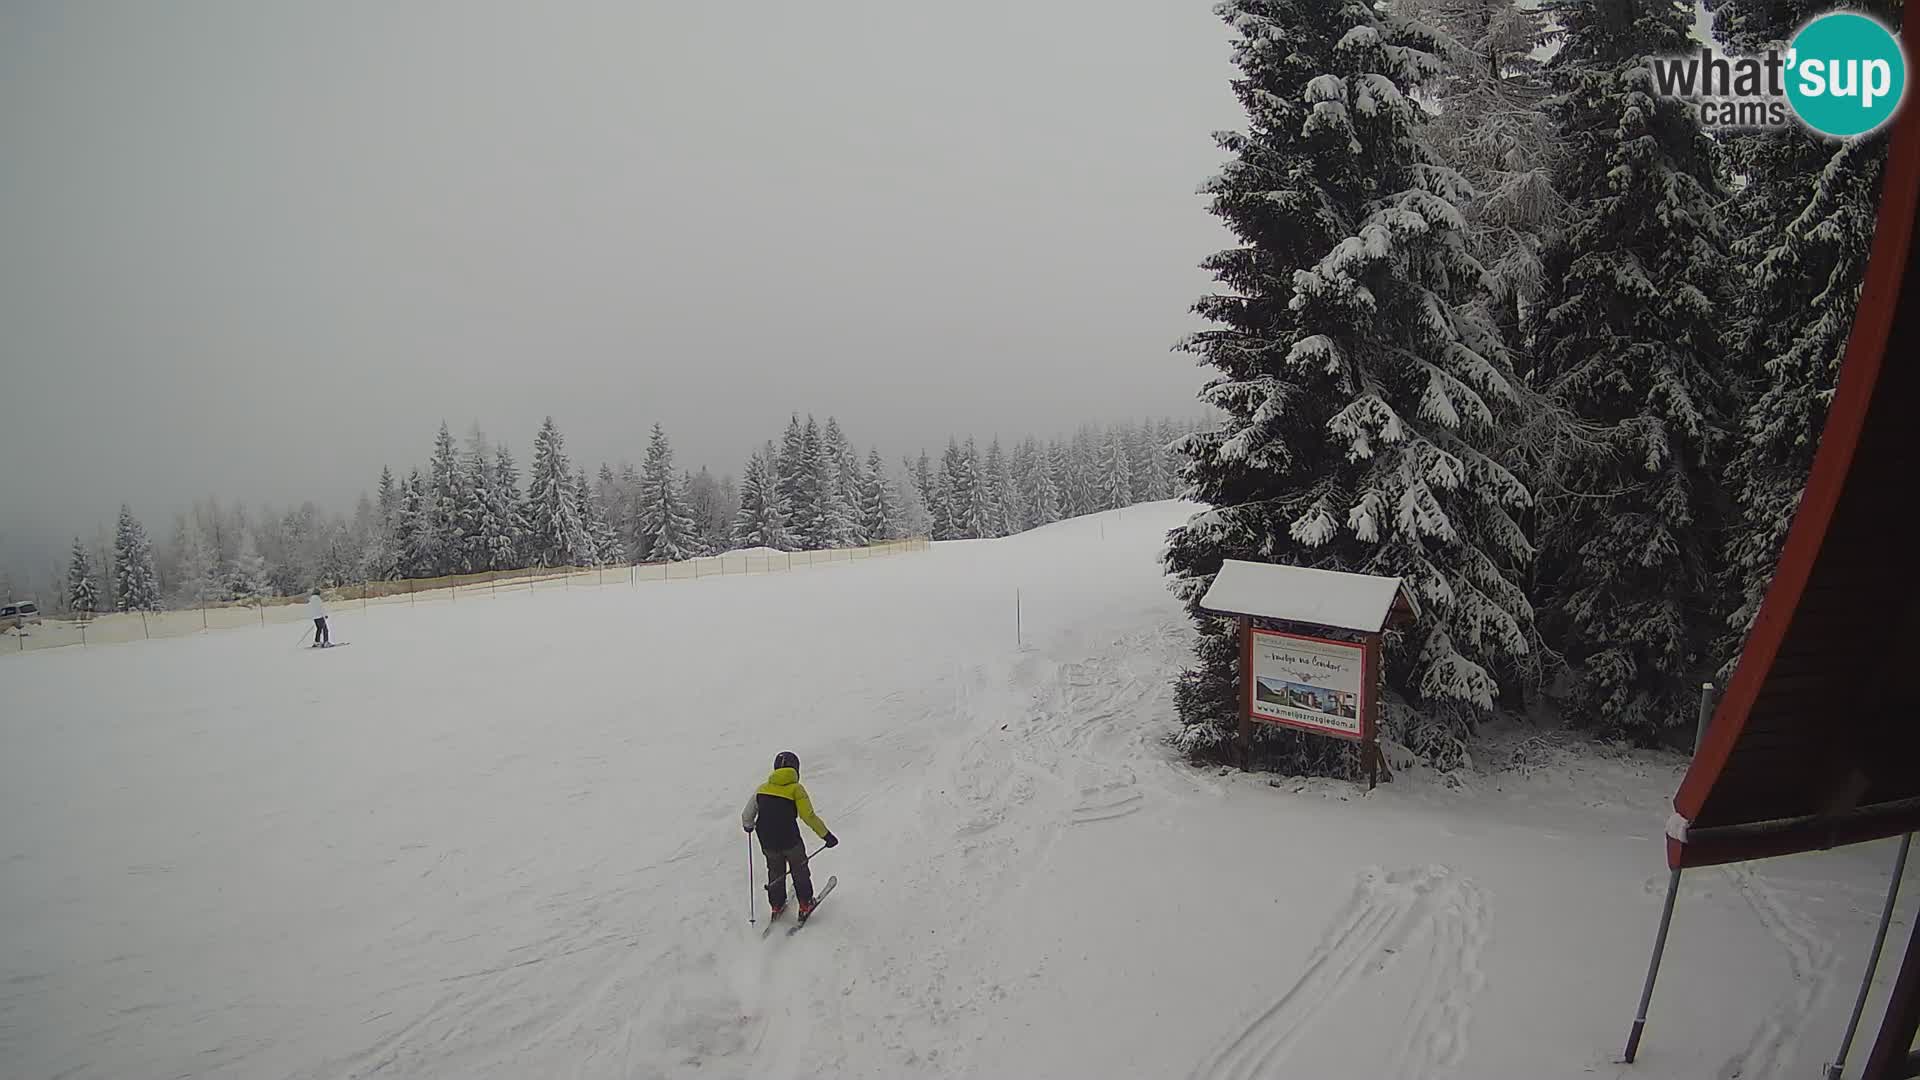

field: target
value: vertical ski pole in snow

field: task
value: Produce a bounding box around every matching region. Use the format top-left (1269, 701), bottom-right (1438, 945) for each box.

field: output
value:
top-left (747, 833), bottom-right (756, 926)
top-left (1624, 867), bottom-right (1682, 1062)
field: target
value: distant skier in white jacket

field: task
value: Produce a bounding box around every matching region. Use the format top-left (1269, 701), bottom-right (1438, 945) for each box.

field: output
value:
top-left (307, 590), bottom-right (330, 647)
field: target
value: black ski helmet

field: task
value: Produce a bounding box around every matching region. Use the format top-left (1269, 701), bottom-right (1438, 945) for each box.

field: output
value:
top-left (773, 751), bottom-right (800, 772)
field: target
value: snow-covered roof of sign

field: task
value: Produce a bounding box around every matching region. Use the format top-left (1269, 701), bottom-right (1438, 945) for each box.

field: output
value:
top-left (1197, 559), bottom-right (1414, 633)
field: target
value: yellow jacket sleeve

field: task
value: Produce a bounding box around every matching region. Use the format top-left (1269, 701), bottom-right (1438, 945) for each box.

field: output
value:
top-left (794, 783), bottom-right (830, 838)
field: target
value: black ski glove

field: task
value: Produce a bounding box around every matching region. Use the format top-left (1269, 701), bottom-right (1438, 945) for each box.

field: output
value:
top-left (743, 824), bottom-right (754, 834)
top-left (823, 833), bottom-right (839, 848)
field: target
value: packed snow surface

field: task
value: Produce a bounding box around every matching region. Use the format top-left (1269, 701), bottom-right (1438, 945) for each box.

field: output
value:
top-left (3, 502), bottom-right (1912, 1078)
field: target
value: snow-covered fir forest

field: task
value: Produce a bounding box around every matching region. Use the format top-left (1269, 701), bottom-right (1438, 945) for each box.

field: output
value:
top-left (28, 414), bottom-right (1201, 621)
top-left (1164, 0), bottom-right (1891, 765)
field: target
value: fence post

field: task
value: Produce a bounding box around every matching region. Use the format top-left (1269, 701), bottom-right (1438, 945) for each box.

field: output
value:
top-left (202, 604), bottom-right (208, 631)
top-left (1694, 682), bottom-right (1716, 754)
top-left (410, 578), bottom-right (415, 606)
top-left (80, 620), bottom-right (87, 647)
top-left (140, 611), bottom-right (150, 639)
top-left (599, 564), bottom-right (605, 586)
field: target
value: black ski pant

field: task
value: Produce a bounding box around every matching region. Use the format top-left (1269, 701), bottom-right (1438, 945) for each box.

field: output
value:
top-left (762, 841), bottom-right (813, 908)
top-left (313, 617), bottom-right (329, 645)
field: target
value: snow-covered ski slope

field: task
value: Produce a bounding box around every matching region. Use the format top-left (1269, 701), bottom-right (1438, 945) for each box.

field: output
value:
top-left (3, 501), bottom-right (1912, 1079)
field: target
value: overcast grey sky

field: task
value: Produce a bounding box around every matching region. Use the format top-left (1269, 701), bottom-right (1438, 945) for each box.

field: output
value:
top-left (0, 0), bottom-right (1239, 576)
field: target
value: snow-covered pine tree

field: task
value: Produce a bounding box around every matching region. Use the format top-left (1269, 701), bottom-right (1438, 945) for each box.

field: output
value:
top-left (526, 417), bottom-right (587, 567)
top-left (909, 451), bottom-right (936, 525)
top-left (1164, 0), bottom-right (1536, 773)
top-left (846, 463), bottom-right (874, 546)
top-left (732, 444), bottom-right (795, 550)
top-left (171, 517), bottom-right (220, 607)
top-left (636, 423), bottom-right (700, 561)
top-left (455, 442), bottom-right (495, 571)
top-left (1710, 0), bottom-right (1891, 671)
top-left (926, 440), bottom-right (956, 539)
top-left (453, 427), bottom-right (492, 573)
top-left (393, 471), bottom-right (430, 577)
top-left (857, 447), bottom-right (900, 542)
top-left (682, 471), bottom-right (715, 556)
top-left (573, 473), bottom-right (599, 566)
top-left (376, 466), bottom-right (399, 533)
top-left (1393, 0), bottom-right (1559, 373)
top-left (490, 444), bottom-right (527, 570)
top-left (1141, 420), bottom-right (1175, 501)
top-left (90, 530), bottom-right (114, 612)
top-left (801, 417), bottom-right (856, 548)
top-left (1044, 441), bottom-right (1072, 519)
top-left (349, 494), bottom-right (380, 581)
top-left (981, 440), bottom-right (1012, 537)
top-left (718, 474), bottom-right (740, 535)
top-left (1120, 422), bottom-right (1150, 503)
top-left (1071, 430), bottom-right (1103, 516)
top-left (594, 464), bottom-right (628, 562)
top-left (896, 455), bottom-right (933, 539)
top-left (1156, 419), bottom-right (1183, 495)
top-left (229, 528), bottom-right (273, 600)
top-left (1523, 0), bottom-right (1736, 741)
top-left (1100, 427), bottom-right (1134, 511)
top-left (316, 516), bottom-right (360, 588)
top-left (775, 414), bottom-right (812, 543)
top-left (113, 504), bottom-right (162, 612)
top-left (609, 461), bottom-right (638, 559)
top-left (686, 467), bottom-right (729, 554)
top-left (997, 442), bottom-right (1020, 534)
top-left (1024, 437), bottom-right (1063, 527)
top-left (426, 422), bottom-right (464, 576)
top-left (1007, 439), bottom-right (1036, 531)
top-left (957, 438), bottom-right (992, 539)
top-left (67, 537), bottom-right (99, 616)
top-left (823, 417), bottom-right (864, 544)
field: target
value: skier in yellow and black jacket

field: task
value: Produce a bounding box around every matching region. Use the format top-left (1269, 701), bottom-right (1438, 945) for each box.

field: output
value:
top-left (743, 751), bottom-right (838, 917)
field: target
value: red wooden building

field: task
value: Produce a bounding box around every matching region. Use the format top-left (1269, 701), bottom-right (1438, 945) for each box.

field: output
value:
top-left (1632, 8), bottom-right (1920, 1074)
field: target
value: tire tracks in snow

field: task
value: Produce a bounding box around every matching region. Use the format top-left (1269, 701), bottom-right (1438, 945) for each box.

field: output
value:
top-left (1188, 865), bottom-right (1490, 1080)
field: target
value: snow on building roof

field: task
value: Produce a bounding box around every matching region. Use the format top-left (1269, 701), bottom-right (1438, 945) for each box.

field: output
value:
top-left (1197, 559), bottom-right (1413, 633)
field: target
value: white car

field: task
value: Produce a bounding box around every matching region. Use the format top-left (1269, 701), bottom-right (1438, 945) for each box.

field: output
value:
top-left (0, 599), bottom-right (44, 630)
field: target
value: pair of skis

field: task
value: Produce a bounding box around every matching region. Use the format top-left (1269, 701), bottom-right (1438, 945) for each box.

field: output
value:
top-left (761, 875), bottom-right (837, 938)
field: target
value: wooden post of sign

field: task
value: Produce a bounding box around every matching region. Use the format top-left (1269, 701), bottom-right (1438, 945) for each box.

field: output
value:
top-left (1238, 616), bottom-right (1254, 772)
top-left (1363, 636), bottom-right (1391, 789)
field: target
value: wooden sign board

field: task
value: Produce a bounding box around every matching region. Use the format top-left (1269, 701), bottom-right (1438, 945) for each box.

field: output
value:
top-left (1244, 627), bottom-right (1371, 742)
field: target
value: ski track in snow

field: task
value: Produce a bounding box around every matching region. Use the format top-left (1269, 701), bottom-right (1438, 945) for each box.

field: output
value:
top-left (1188, 865), bottom-right (1490, 1080)
top-left (727, 621), bottom-right (1194, 1078)
top-left (1717, 863), bottom-right (1839, 1080)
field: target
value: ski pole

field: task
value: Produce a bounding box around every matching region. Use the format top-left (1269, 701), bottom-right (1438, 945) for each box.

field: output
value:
top-left (748, 833), bottom-right (756, 926)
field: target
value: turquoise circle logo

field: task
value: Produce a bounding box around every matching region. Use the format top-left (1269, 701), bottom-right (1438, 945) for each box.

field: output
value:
top-left (1786, 13), bottom-right (1907, 138)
